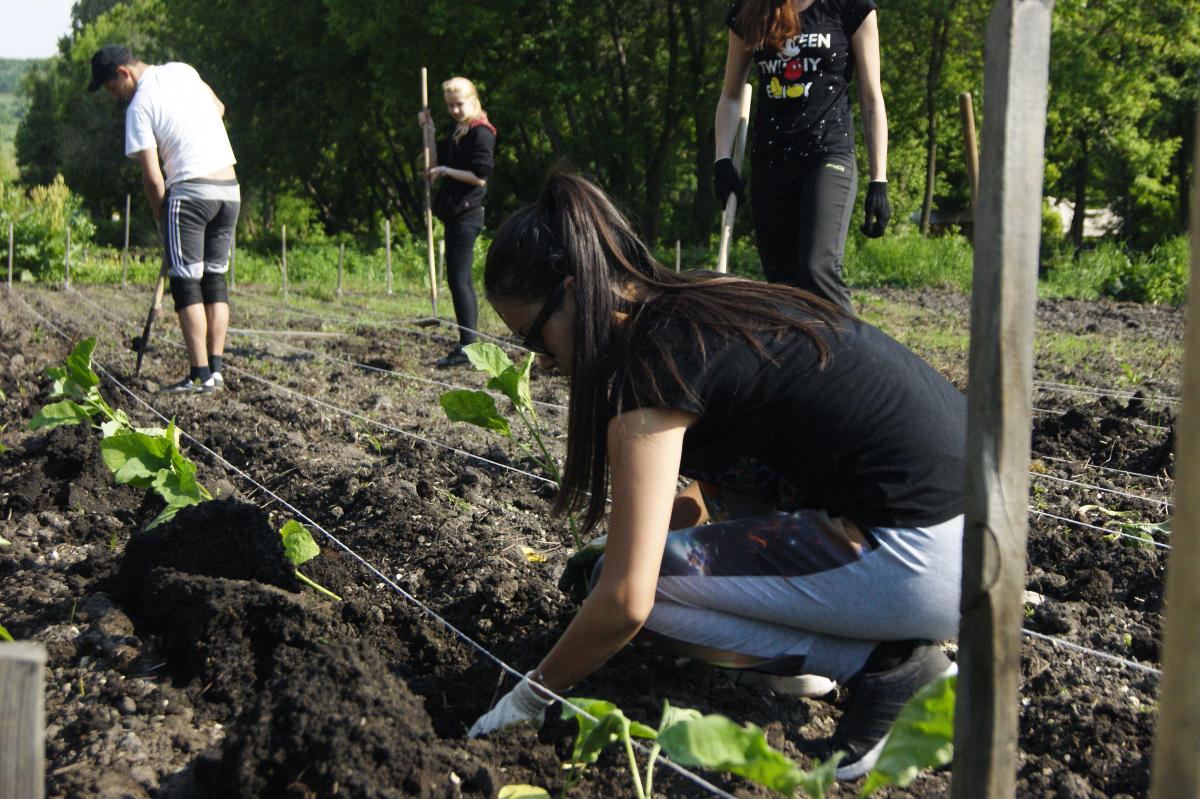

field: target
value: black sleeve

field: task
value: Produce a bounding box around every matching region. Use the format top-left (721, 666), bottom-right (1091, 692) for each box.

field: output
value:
top-left (725, 0), bottom-right (744, 35)
top-left (465, 127), bottom-right (496, 180)
top-left (843, 0), bottom-right (877, 35)
top-left (436, 134), bottom-right (450, 167)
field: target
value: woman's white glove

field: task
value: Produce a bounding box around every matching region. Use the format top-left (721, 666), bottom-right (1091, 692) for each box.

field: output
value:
top-left (468, 673), bottom-right (554, 738)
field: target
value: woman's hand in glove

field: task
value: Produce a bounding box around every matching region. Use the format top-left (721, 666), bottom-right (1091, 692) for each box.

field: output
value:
top-left (467, 672), bottom-right (555, 738)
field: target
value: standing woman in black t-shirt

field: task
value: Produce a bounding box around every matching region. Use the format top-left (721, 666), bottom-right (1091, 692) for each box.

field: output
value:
top-left (466, 173), bottom-right (964, 782)
top-left (715, 0), bottom-right (890, 313)
top-left (420, 76), bottom-right (497, 367)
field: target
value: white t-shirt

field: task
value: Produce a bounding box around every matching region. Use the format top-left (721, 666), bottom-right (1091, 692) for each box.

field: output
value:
top-left (124, 63), bottom-right (237, 187)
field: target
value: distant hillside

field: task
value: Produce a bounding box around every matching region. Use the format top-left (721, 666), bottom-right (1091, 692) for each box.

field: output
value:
top-left (0, 58), bottom-right (41, 95)
top-left (1, 59), bottom-right (43, 180)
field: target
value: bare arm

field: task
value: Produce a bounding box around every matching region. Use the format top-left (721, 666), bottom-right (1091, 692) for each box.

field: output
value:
top-left (432, 165), bottom-right (486, 187)
top-left (203, 81), bottom-right (225, 118)
top-left (852, 11), bottom-right (888, 182)
top-left (534, 407), bottom-right (695, 693)
top-left (714, 30), bottom-right (754, 161)
top-left (134, 149), bottom-right (166, 223)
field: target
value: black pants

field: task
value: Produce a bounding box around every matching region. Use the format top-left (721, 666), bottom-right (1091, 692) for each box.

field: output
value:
top-left (750, 152), bottom-right (857, 314)
top-left (444, 215), bottom-right (483, 346)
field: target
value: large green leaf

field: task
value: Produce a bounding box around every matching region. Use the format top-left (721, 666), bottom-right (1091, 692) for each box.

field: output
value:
top-left (64, 337), bottom-right (100, 392)
top-left (101, 431), bottom-right (172, 487)
top-left (29, 399), bottom-right (93, 430)
top-left (486, 352), bottom-right (534, 414)
top-left (439, 390), bottom-right (512, 436)
top-left (463, 341), bottom-right (514, 380)
top-left (152, 468), bottom-right (206, 507)
top-left (657, 712), bottom-right (805, 796)
top-left (280, 519), bottom-right (321, 567)
top-left (861, 674), bottom-right (956, 796)
top-left (146, 502), bottom-right (186, 531)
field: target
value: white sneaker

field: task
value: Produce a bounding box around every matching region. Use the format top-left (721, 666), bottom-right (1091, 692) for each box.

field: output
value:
top-left (209, 371), bottom-right (224, 389)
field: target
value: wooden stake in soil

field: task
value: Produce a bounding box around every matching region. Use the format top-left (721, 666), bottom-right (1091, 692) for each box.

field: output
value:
top-left (421, 67), bottom-right (439, 317)
top-left (336, 242), bottom-right (345, 299)
top-left (1149, 106), bottom-right (1200, 799)
top-left (121, 193), bottom-right (130, 288)
top-left (960, 92), bottom-right (980, 214)
top-left (6, 221), bottom-right (12, 293)
top-left (675, 239), bottom-right (681, 273)
top-left (64, 225), bottom-right (70, 289)
top-left (385, 218), bottom-right (393, 296)
top-left (0, 642), bottom-right (47, 799)
top-left (281, 224), bottom-right (289, 298)
top-left (716, 83), bottom-right (752, 274)
top-left (951, 2), bottom-right (1053, 798)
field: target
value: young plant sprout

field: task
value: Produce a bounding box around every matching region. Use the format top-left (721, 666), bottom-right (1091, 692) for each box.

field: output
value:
top-left (31, 338), bottom-right (212, 530)
top-left (440, 342), bottom-right (581, 547)
top-left (280, 520), bottom-right (342, 601)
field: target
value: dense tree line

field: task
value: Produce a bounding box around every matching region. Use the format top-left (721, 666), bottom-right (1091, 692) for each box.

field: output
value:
top-left (12, 0), bottom-right (1200, 251)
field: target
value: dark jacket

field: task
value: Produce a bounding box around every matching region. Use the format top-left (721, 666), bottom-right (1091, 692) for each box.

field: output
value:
top-left (433, 124), bottom-right (496, 222)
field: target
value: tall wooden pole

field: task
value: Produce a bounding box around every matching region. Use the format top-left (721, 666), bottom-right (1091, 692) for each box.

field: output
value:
top-left (385, 218), bottom-right (393, 295)
top-left (951, 2), bottom-right (1053, 798)
top-left (0, 643), bottom-right (47, 799)
top-left (64, 226), bottom-right (71, 289)
top-left (716, 83), bottom-right (752, 274)
top-left (1149, 107), bottom-right (1200, 799)
top-left (6, 222), bottom-right (12, 294)
top-left (675, 239), bottom-right (681, 273)
top-left (421, 68), bottom-right (439, 317)
top-left (960, 93), bottom-right (981, 214)
top-left (121, 193), bottom-right (130, 288)
top-left (336, 242), bottom-right (345, 300)
top-left (280, 224), bottom-right (288, 298)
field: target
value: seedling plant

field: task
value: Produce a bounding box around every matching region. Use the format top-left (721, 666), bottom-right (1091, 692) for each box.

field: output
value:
top-left (280, 519), bottom-right (342, 601)
top-left (440, 342), bottom-right (581, 547)
top-left (29, 338), bottom-right (210, 529)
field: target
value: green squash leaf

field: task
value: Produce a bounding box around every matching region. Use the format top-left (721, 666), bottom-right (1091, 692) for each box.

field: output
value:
top-left (281, 519), bottom-right (321, 567)
top-left (657, 712), bottom-right (806, 796)
top-left (65, 338), bottom-right (100, 391)
top-left (0, 623), bottom-right (13, 642)
top-left (439, 390), bottom-right (512, 436)
top-left (463, 341), bottom-right (514, 380)
top-left (101, 431), bottom-right (172, 487)
top-left (860, 673), bottom-right (956, 796)
top-left (29, 399), bottom-right (94, 430)
top-left (498, 786), bottom-right (550, 799)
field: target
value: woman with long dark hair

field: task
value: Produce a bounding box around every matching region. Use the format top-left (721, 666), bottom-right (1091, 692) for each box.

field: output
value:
top-left (715, 0), bottom-right (890, 313)
top-left (420, 76), bottom-right (496, 367)
top-left (468, 173), bottom-right (962, 781)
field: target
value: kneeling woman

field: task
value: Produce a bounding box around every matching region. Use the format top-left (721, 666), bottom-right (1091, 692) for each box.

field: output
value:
top-left (469, 173), bottom-right (965, 780)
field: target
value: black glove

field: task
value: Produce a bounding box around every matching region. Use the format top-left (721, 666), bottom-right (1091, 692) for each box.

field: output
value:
top-left (713, 158), bottom-right (745, 206)
top-left (860, 181), bottom-right (891, 237)
top-left (557, 535), bottom-right (606, 605)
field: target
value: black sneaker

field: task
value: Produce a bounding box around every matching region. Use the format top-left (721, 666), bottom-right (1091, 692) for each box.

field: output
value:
top-left (163, 376), bottom-right (214, 395)
top-left (832, 643), bottom-right (956, 781)
top-left (435, 347), bottom-right (470, 368)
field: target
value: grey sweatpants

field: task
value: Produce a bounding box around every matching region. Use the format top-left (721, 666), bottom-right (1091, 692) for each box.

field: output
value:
top-left (635, 510), bottom-right (964, 684)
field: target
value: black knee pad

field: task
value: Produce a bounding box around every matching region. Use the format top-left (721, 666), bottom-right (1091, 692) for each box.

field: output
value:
top-left (170, 278), bottom-right (204, 311)
top-left (200, 271), bottom-right (229, 305)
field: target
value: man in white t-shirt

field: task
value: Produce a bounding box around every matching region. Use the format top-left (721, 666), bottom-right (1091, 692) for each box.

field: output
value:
top-left (89, 44), bottom-right (239, 394)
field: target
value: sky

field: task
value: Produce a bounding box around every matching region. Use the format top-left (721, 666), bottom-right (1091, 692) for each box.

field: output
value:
top-left (0, 0), bottom-right (75, 60)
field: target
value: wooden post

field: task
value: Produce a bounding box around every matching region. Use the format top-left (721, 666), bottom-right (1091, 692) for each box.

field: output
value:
top-left (336, 242), bottom-right (345, 299)
top-left (716, 83), bottom-right (752, 273)
top-left (951, 2), bottom-right (1054, 798)
top-left (229, 229), bottom-right (236, 292)
top-left (120, 194), bottom-right (131, 288)
top-left (385, 218), bottom-right (393, 295)
top-left (1149, 107), bottom-right (1200, 799)
top-left (280, 224), bottom-right (288, 297)
top-left (64, 226), bottom-right (70, 288)
top-left (421, 67), bottom-right (439, 317)
top-left (675, 239), bottom-right (681, 273)
top-left (0, 643), bottom-right (47, 799)
top-left (960, 93), bottom-right (981, 214)
top-left (6, 221), bottom-right (12, 293)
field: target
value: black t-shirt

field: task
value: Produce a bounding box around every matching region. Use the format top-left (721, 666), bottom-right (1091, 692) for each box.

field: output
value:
top-left (727, 0), bottom-right (876, 170)
top-left (433, 124), bottom-right (496, 222)
top-left (617, 308), bottom-right (966, 528)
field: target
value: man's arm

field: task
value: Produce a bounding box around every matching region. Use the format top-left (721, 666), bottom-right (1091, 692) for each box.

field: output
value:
top-left (203, 81), bottom-right (225, 118)
top-left (134, 149), bottom-right (166, 223)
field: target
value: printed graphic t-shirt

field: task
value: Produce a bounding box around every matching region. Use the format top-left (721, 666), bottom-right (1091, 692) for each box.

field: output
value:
top-left (125, 63), bottom-right (237, 187)
top-left (727, 0), bottom-right (876, 170)
top-left (617, 306), bottom-right (966, 528)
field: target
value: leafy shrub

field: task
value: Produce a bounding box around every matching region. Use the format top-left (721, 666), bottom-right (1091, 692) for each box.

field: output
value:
top-left (847, 229), bottom-right (974, 291)
top-left (0, 175), bottom-right (95, 280)
top-left (1043, 236), bottom-right (1190, 304)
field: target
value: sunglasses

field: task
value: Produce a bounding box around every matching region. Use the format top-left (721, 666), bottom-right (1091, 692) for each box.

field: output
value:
top-left (522, 281), bottom-right (566, 356)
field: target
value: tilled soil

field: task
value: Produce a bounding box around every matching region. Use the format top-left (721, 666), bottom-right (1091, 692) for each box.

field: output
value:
top-left (0, 284), bottom-right (1177, 799)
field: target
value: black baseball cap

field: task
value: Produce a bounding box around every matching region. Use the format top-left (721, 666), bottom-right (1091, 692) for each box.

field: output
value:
top-left (87, 45), bottom-right (133, 93)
